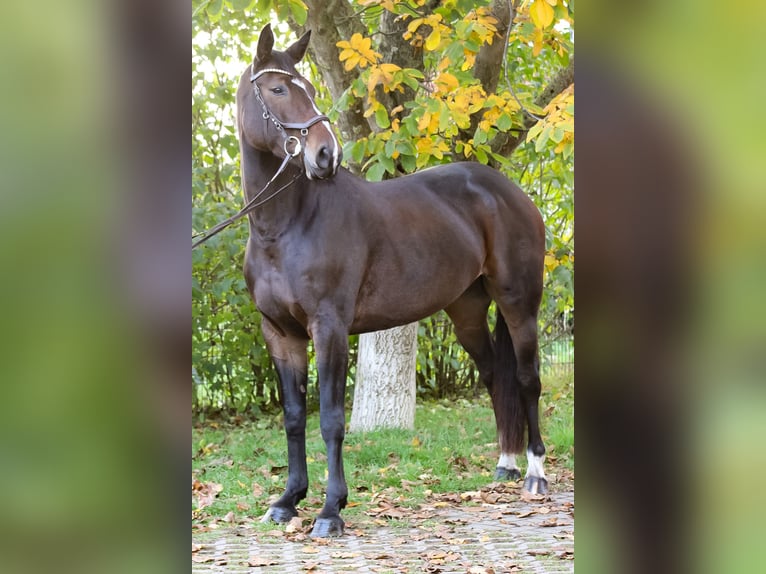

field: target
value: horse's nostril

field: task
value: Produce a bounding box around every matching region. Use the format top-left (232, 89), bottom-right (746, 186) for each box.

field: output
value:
top-left (316, 145), bottom-right (331, 169)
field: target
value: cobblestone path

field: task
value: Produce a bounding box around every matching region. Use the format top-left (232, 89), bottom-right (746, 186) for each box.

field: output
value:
top-left (192, 490), bottom-right (573, 573)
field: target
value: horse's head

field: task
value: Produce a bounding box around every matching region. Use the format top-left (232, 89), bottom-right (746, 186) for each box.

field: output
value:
top-left (238, 24), bottom-right (342, 180)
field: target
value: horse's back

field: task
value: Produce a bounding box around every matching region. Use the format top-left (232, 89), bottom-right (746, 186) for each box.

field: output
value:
top-left (335, 162), bottom-right (544, 332)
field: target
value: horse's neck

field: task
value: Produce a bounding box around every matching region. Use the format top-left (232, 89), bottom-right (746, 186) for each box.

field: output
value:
top-left (242, 148), bottom-right (309, 240)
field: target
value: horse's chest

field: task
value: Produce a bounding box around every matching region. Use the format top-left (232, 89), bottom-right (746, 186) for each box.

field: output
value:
top-left (248, 251), bottom-right (309, 327)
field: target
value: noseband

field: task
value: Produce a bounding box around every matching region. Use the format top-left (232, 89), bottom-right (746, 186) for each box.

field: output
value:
top-left (250, 65), bottom-right (330, 158)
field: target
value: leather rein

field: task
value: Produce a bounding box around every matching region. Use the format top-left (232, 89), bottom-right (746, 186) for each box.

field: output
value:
top-left (192, 66), bottom-right (329, 250)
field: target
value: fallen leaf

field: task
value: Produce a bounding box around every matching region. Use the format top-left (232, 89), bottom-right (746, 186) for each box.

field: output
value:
top-left (246, 556), bottom-right (279, 567)
top-left (526, 549), bottom-right (552, 556)
top-left (285, 516), bottom-right (304, 533)
top-left (520, 491), bottom-right (546, 503)
top-left (331, 551), bottom-right (359, 559)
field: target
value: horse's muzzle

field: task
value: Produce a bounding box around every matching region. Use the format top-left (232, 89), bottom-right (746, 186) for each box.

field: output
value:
top-left (305, 145), bottom-right (342, 180)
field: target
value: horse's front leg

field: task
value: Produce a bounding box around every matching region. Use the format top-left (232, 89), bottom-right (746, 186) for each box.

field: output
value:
top-left (260, 319), bottom-right (310, 524)
top-left (309, 317), bottom-right (349, 538)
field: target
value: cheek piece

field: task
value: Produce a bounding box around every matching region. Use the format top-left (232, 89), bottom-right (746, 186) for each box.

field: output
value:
top-left (250, 66), bottom-right (330, 160)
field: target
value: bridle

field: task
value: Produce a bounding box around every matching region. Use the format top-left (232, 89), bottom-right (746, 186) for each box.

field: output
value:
top-left (192, 65), bottom-right (330, 250)
top-left (249, 65), bottom-right (330, 159)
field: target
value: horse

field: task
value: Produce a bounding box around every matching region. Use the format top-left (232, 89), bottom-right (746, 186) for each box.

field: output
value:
top-left (236, 24), bottom-right (548, 537)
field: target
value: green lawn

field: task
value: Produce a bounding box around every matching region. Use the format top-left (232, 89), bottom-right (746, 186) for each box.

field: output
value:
top-left (192, 372), bottom-right (573, 530)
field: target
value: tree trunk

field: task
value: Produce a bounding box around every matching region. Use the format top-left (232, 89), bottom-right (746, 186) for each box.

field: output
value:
top-left (349, 323), bottom-right (419, 432)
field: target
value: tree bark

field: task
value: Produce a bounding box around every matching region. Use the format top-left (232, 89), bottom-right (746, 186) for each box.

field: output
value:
top-left (473, 0), bottom-right (517, 96)
top-left (349, 322), bottom-right (419, 432)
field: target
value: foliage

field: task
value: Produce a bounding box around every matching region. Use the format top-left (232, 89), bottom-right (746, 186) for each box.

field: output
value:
top-left (192, 0), bottom-right (574, 415)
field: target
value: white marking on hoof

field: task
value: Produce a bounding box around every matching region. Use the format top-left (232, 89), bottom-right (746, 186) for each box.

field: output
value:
top-left (259, 507), bottom-right (274, 523)
top-left (497, 452), bottom-right (518, 470)
top-left (525, 449), bottom-right (547, 480)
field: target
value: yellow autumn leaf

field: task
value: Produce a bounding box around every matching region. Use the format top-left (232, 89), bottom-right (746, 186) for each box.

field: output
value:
top-left (435, 72), bottom-right (458, 93)
top-left (425, 28), bottom-right (441, 51)
top-left (530, 0), bottom-right (555, 29)
top-left (363, 100), bottom-right (380, 118)
top-left (532, 26), bottom-right (544, 57)
top-left (417, 110), bottom-right (439, 133)
top-left (461, 50), bottom-right (477, 71)
top-left (407, 17), bottom-right (425, 34)
top-left (544, 253), bottom-right (558, 271)
top-left (336, 33), bottom-right (381, 70)
top-left (341, 51), bottom-right (361, 71)
top-left (416, 137), bottom-right (433, 154)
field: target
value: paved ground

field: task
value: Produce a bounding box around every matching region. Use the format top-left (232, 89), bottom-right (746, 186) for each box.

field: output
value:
top-left (192, 489), bottom-right (573, 573)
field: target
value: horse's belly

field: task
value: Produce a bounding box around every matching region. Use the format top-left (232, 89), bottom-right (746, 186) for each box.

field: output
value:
top-left (350, 260), bottom-right (480, 334)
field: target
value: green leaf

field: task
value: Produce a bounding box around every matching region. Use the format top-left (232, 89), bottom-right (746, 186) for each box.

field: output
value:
top-left (535, 123), bottom-right (553, 152)
top-left (496, 113), bottom-right (513, 132)
top-left (208, 0), bottom-right (224, 16)
top-left (400, 154), bottom-right (417, 173)
top-left (396, 140), bottom-right (416, 156)
top-left (375, 107), bottom-right (390, 129)
top-left (351, 140), bottom-right (366, 164)
top-left (385, 138), bottom-right (396, 157)
top-left (366, 161), bottom-right (387, 182)
top-left (288, 0), bottom-right (308, 26)
top-left (379, 154), bottom-right (396, 174)
top-left (227, 0), bottom-right (253, 10)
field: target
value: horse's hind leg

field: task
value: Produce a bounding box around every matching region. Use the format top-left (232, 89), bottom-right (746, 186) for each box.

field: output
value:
top-left (445, 280), bottom-right (522, 481)
top-left (260, 318), bottom-right (310, 523)
top-left (497, 304), bottom-right (548, 494)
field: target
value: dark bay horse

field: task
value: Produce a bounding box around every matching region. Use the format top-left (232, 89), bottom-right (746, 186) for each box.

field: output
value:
top-left (238, 25), bottom-right (547, 537)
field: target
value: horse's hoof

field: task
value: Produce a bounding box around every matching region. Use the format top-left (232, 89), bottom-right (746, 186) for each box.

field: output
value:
top-left (494, 466), bottom-right (522, 481)
top-left (310, 516), bottom-right (344, 538)
top-left (261, 505), bottom-right (297, 524)
top-left (523, 476), bottom-right (549, 495)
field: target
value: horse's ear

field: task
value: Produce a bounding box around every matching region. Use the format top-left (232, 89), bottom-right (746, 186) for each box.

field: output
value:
top-left (286, 30), bottom-right (311, 63)
top-left (256, 24), bottom-right (275, 63)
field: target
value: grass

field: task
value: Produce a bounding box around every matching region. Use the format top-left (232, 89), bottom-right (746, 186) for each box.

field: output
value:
top-left (192, 372), bottom-right (573, 529)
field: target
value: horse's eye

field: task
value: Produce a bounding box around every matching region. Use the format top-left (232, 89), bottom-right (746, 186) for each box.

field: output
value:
top-left (270, 86), bottom-right (285, 95)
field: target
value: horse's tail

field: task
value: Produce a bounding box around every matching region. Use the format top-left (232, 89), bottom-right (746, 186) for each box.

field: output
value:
top-left (492, 311), bottom-right (526, 454)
